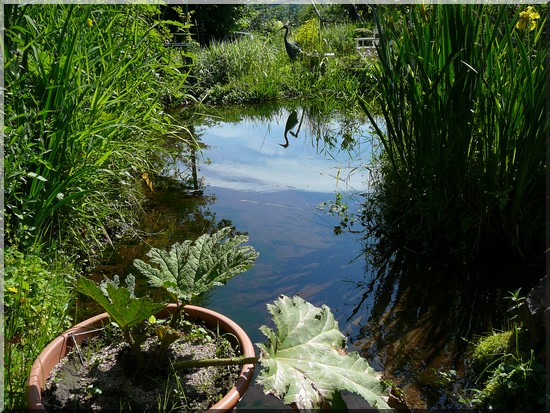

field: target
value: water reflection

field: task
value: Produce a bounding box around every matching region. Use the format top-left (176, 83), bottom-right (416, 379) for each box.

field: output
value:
top-left (93, 101), bottom-right (542, 409)
top-left (279, 109), bottom-right (302, 147)
top-left (178, 104), bottom-right (378, 408)
top-left (188, 103), bottom-right (375, 195)
top-left (346, 228), bottom-right (542, 408)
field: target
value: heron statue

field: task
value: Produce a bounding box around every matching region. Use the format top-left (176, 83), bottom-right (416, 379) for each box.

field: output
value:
top-left (280, 24), bottom-right (302, 61)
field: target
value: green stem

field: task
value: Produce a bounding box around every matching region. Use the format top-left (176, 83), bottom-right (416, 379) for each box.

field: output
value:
top-left (172, 356), bottom-right (259, 370)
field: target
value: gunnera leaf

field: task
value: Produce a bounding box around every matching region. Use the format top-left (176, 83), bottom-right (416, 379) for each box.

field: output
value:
top-left (133, 227), bottom-right (259, 303)
top-left (76, 276), bottom-right (165, 333)
top-left (256, 295), bottom-right (392, 411)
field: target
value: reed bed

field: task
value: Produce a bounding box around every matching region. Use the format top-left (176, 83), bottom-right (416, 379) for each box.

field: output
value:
top-left (5, 4), bottom-right (195, 257)
top-left (360, 4), bottom-right (547, 261)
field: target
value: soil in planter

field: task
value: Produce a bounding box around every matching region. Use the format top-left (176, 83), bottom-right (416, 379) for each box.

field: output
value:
top-left (43, 324), bottom-right (241, 411)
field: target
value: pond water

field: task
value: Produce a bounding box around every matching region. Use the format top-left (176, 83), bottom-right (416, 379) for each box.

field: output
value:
top-left (94, 103), bottom-right (538, 409)
top-left (172, 104), bottom-right (382, 408)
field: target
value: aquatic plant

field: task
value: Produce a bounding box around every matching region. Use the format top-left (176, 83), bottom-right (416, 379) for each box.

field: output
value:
top-left (359, 4), bottom-right (547, 261)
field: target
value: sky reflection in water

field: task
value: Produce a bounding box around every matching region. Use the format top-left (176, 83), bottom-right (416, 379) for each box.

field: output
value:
top-left (199, 110), bottom-right (375, 194)
top-left (181, 108), bottom-right (378, 408)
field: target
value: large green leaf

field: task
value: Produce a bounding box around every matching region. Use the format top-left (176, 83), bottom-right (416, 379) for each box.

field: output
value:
top-left (133, 227), bottom-right (259, 303)
top-left (257, 295), bottom-right (392, 411)
top-left (76, 275), bottom-right (165, 333)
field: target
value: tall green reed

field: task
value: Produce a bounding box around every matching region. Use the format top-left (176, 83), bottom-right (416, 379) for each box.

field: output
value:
top-left (5, 4), bottom-right (195, 256)
top-left (360, 4), bottom-right (547, 258)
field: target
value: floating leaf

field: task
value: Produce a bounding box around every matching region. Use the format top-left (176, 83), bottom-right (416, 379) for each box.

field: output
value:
top-left (133, 227), bottom-right (259, 304)
top-left (257, 295), bottom-right (392, 411)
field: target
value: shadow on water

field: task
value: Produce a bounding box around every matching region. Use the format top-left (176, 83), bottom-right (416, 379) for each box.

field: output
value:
top-left (348, 235), bottom-right (543, 408)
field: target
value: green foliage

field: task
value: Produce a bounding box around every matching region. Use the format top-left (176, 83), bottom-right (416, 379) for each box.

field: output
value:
top-left (471, 331), bottom-right (513, 375)
top-left (134, 227), bottom-right (259, 304)
top-left (4, 248), bottom-right (75, 409)
top-left (76, 228), bottom-right (258, 366)
top-left (4, 4), bottom-right (195, 257)
top-left (73, 231), bottom-right (392, 410)
top-left (77, 276), bottom-right (165, 334)
top-left (322, 23), bottom-right (360, 56)
top-left (186, 4), bottom-right (247, 45)
top-left (192, 23), bottom-right (373, 105)
top-left (360, 4), bottom-right (547, 260)
top-left (461, 289), bottom-right (546, 412)
top-left (295, 18), bottom-right (320, 53)
top-left (464, 326), bottom-right (546, 412)
top-left (257, 295), bottom-right (391, 410)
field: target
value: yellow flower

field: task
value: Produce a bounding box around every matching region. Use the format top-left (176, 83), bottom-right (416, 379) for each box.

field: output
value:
top-left (516, 6), bottom-right (540, 31)
top-left (86, 18), bottom-right (94, 28)
top-left (420, 3), bottom-right (428, 21)
top-left (7, 287), bottom-right (18, 293)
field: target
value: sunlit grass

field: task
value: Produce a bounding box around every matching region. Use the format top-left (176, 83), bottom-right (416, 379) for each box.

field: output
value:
top-left (4, 4), bottom-right (196, 258)
top-left (4, 249), bottom-right (76, 409)
top-left (360, 4), bottom-right (547, 260)
top-left (192, 23), bottom-right (377, 105)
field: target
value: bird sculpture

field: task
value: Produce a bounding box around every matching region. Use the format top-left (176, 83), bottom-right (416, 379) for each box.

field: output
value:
top-left (280, 25), bottom-right (302, 61)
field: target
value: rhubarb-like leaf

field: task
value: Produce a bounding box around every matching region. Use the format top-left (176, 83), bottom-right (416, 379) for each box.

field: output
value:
top-left (133, 227), bottom-right (259, 303)
top-left (76, 276), bottom-right (165, 333)
top-left (257, 295), bottom-right (392, 411)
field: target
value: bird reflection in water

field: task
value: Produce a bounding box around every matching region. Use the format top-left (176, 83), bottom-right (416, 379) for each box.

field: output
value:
top-left (279, 110), bottom-right (299, 148)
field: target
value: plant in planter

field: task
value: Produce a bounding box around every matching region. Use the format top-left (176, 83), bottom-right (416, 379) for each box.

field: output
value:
top-left (29, 228), bottom-right (393, 411)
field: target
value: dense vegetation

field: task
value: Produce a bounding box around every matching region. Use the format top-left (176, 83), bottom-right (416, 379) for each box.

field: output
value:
top-left (4, 3), bottom-right (546, 410)
top-left (189, 20), bottom-right (376, 105)
top-left (355, 5), bottom-right (547, 410)
top-left (360, 4), bottom-right (546, 278)
top-left (4, 4), bottom-right (196, 408)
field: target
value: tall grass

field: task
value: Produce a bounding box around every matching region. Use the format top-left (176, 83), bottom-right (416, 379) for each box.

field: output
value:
top-left (5, 4), bottom-right (195, 257)
top-left (360, 5), bottom-right (547, 260)
top-left (192, 22), bottom-right (374, 105)
top-left (4, 5), bottom-right (198, 408)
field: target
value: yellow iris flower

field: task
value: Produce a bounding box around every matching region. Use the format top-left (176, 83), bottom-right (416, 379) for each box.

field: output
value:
top-left (516, 6), bottom-right (540, 31)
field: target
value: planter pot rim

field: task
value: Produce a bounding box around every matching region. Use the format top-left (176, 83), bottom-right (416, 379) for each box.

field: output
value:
top-left (27, 304), bottom-right (255, 412)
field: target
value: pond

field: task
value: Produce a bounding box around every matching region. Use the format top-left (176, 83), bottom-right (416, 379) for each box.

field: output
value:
top-left (164, 103), bottom-right (382, 408)
top-left (93, 102), bottom-right (532, 409)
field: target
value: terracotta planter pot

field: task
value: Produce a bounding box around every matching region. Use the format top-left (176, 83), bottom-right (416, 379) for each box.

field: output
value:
top-left (27, 304), bottom-right (255, 412)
